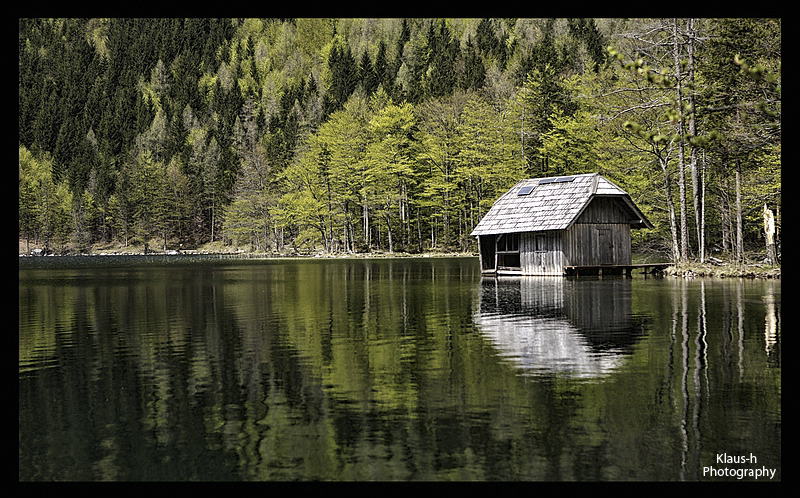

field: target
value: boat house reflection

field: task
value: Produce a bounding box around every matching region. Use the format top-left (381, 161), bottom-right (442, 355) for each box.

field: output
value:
top-left (474, 276), bottom-right (647, 379)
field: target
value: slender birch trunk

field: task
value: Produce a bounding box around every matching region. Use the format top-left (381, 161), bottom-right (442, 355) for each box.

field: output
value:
top-left (700, 151), bottom-right (706, 262)
top-left (673, 19), bottom-right (689, 262)
top-left (763, 203), bottom-right (776, 265)
top-left (660, 156), bottom-right (681, 264)
top-left (686, 18), bottom-right (704, 262)
top-left (735, 158), bottom-right (743, 263)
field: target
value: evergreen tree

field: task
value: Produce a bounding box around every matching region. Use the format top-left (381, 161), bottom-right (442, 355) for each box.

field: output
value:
top-left (324, 40), bottom-right (359, 115)
top-left (130, 152), bottom-right (170, 252)
top-left (518, 63), bottom-right (578, 175)
top-left (476, 18), bottom-right (499, 58)
top-left (359, 50), bottom-right (378, 96)
top-left (566, 18), bottom-right (606, 71)
top-left (374, 40), bottom-right (394, 96)
top-left (426, 19), bottom-right (458, 99)
top-left (460, 36), bottom-right (486, 91)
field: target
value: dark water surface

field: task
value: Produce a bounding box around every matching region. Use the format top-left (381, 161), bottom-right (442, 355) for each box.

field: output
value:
top-left (19, 256), bottom-right (780, 481)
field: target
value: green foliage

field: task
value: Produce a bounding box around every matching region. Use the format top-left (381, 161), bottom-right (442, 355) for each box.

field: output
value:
top-left (130, 152), bottom-right (171, 251)
top-left (538, 110), bottom-right (601, 175)
top-left (18, 146), bottom-right (73, 251)
top-left (18, 18), bottom-right (781, 259)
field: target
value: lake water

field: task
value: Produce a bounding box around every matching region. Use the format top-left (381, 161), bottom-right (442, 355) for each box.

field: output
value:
top-left (19, 256), bottom-right (780, 481)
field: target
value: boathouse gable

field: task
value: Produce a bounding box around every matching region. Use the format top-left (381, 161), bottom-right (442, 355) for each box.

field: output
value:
top-left (471, 173), bottom-right (653, 275)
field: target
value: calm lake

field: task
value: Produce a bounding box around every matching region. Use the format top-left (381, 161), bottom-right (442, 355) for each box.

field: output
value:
top-left (19, 256), bottom-right (780, 481)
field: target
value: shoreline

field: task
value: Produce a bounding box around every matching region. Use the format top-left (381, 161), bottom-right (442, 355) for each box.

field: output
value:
top-left (19, 250), bottom-right (780, 279)
top-left (663, 261), bottom-right (780, 279)
top-left (17, 238), bottom-right (475, 260)
top-left (19, 247), bottom-right (478, 260)
top-left (18, 240), bottom-right (779, 279)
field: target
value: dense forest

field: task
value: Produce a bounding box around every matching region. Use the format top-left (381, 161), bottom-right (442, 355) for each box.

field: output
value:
top-left (18, 18), bottom-right (780, 263)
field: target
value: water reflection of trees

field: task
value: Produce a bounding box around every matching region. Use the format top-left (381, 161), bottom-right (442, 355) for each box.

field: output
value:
top-left (474, 276), bottom-right (647, 379)
top-left (666, 278), bottom-right (781, 481)
top-left (19, 262), bottom-right (781, 481)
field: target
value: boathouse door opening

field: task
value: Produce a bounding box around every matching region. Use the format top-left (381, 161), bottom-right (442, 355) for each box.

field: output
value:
top-left (479, 235), bottom-right (496, 272)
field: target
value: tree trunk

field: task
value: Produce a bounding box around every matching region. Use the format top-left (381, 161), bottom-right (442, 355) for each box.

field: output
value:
top-left (763, 203), bottom-right (776, 264)
top-left (662, 160), bottom-right (681, 264)
top-left (326, 175), bottom-right (334, 253)
top-left (417, 206), bottom-right (423, 252)
top-left (210, 205), bottom-right (215, 242)
top-left (386, 212), bottom-right (393, 253)
top-left (363, 194), bottom-right (370, 250)
top-left (735, 158), bottom-right (743, 263)
top-left (686, 18), bottom-right (703, 262)
top-left (700, 151), bottom-right (706, 262)
top-left (719, 186), bottom-right (730, 254)
top-left (673, 19), bottom-right (689, 262)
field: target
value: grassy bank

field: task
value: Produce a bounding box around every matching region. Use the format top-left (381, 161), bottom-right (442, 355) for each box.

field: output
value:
top-left (632, 249), bottom-right (781, 279)
top-left (19, 238), bottom-right (476, 260)
top-left (664, 261), bottom-right (781, 279)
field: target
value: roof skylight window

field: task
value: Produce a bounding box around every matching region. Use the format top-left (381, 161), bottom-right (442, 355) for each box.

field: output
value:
top-left (538, 176), bottom-right (574, 185)
top-left (517, 186), bottom-right (535, 196)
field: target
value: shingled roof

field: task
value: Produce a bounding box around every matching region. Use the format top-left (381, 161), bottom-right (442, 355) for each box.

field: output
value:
top-left (470, 173), bottom-right (652, 236)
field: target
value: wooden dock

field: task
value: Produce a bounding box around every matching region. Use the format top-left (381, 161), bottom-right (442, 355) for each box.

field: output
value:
top-left (481, 263), bottom-right (673, 277)
top-left (563, 263), bottom-right (672, 277)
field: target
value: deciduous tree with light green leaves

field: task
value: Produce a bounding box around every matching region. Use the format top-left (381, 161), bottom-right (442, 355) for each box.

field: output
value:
top-left (273, 92), bottom-right (373, 253)
top-left (414, 92), bottom-right (468, 250)
top-left (362, 100), bottom-right (416, 253)
top-left (455, 93), bottom-right (522, 247)
top-left (275, 138), bottom-right (335, 252)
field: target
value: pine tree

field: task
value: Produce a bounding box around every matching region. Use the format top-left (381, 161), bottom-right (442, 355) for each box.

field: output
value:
top-left (359, 50), bottom-right (378, 96)
top-left (460, 36), bottom-right (486, 91)
top-left (324, 41), bottom-right (359, 115)
top-left (476, 19), bottom-right (499, 58)
top-left (374, 40), bottom-right (394, 96)
top-left (426, 19), bottom-right (458, 99)
top-left (130, 152), bottom-right (170, 252)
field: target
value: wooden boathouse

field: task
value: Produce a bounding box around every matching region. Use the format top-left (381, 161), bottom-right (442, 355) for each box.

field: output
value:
top-left (471, 173), bottom-right (663, 276)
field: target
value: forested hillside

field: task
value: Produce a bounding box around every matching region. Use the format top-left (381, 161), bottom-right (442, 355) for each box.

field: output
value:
top-left (18, 18), bottom-right (780, 262)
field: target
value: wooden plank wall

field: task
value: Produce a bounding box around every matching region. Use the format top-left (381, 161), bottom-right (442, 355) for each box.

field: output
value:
top-left (564, 223), bottom-right (631, 266)
top-left (520, 231), bottom-right (566, 275)
top-left (576, 197), bottom-right (632, 224)
top-left (563, 198), bottom-right (633, 266)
